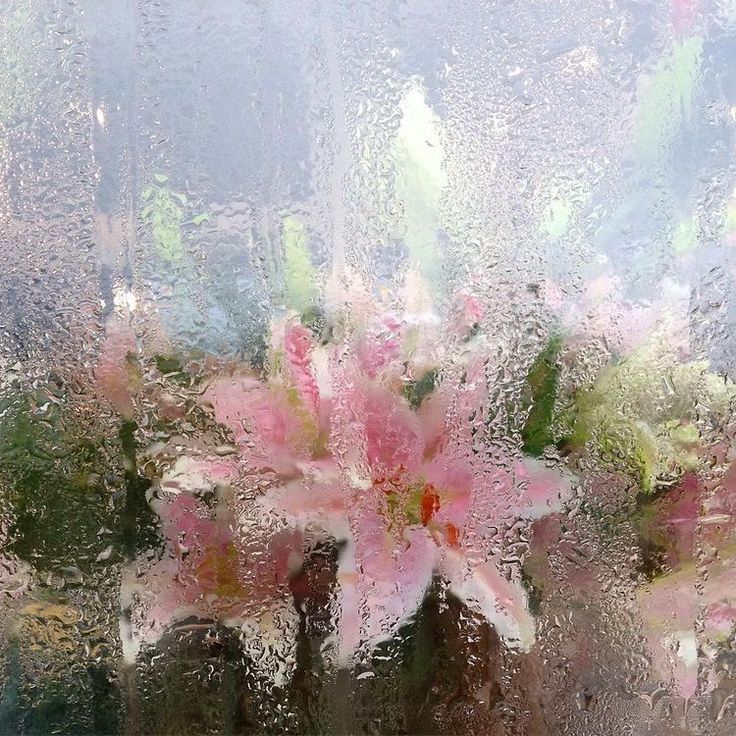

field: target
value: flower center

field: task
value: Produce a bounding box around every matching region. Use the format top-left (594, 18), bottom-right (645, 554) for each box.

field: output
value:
top-left (372, 465), bottom-right (440, 530)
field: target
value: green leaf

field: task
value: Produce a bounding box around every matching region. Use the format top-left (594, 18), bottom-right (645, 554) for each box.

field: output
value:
top-left (672, 214), bottom-right (698, 254)
top-left (721, 199), bottom-right (736, 245)
top-left (521, 335), bottom-right (562, 456)
top-left (403, 369), bottom-right (438, 409)
top-left (0, 392), bottom-right (116, 570)
top-left (392, 85), bottom-right (447, 282)
top-left (141, 181), bottom-right (186, 263)
top-left (191, 212), bottom-right (210, 226)
top-left (566, 340), bottom-right (735, 493)
top-left (282, 215), bottom-right (317, 313)
top-left (634, 36), bottom-right (703, 163)
top-left (542, 199), bottom-right (572, 239)
top-left (118, 420), bottom-right (158, 559)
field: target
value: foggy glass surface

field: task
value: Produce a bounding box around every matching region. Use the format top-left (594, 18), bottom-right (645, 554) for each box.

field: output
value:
top-left (0, 1), bottom-right (735, 734)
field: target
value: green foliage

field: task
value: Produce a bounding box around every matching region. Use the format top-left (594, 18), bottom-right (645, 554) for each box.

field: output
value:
top-left (0, 387), bottom-right (158, 571)
top-left (154, 354), bottom-right (185, 376)
top-left (542, 199), bottom-right (572, 239)
top-left (191, 212), bottom-right (210, 226)
top-left (0, 390), bottom-right (108, 569)
top-left (635, 37), bottom-right (703, 162)
top-left (152, 354), bottom-right (198, 388)
top-left (563, 346), bottom-right (733, 493)
top-left (393, 86), bottom-right (447, 284)
top-left (403, 369), bottom-right (438, 409)
top-left (521, 335), bottom-right (562, 456)
top-left (0, 624), bottom-right (121, 735)
top-left (672, 214), bottom-right (699, 254)
top-left (118, 420), bottom-right (158, 560)
top-left (141, 179), bottom-right (187, 263)
top-left (141, 176), bottom-right (208, 264)
top-left (282, 215), bottom-right (317, 314)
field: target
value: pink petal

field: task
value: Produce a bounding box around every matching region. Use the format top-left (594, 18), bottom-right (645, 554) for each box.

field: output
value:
top-left (263, 470), bottom-right (346, 522)
top-left (357, 386), bottom-right (423, 475)
top-left (415, 387), bottom-right (453, 456)
top-left (441, 548), bottom-right (536, 650)
top-left (419, 456), bottom-right (473, 528)
top-left (159, 457), bottom-right (237, 494)
top-left (342, 497), bottom-right (437, 659)
top-left (638, 560), bottom-right (736, 698)
top-left (672, 0), bottom-right (698, 32)
top-left (449, 290), bottom-right (484, 337)
top-left (354, 314), bottom-right (403, 379)
top-left (513, 457), bottom-right (572, 519)
top-left (203, 377), bottom-right (309, 473)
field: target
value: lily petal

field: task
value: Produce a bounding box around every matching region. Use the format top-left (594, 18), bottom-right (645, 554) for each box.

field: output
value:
top-left (442, 548), bottom-right (536, 651)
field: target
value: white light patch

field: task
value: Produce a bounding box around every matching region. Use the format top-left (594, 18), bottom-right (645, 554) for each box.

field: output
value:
top-left (675, 631), bottom-right (698, 668)
top-left (113, 287), bottom-right (138, 313)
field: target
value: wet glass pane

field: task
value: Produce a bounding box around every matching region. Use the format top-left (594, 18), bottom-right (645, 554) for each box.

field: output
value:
top-left (0, 0), bottom-right (735, 733)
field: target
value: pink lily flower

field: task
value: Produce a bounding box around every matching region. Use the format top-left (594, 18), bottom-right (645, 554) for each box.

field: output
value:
top-left (121, 455), bottom-right (305, 683)
top-left (638, 466), bottom-right (736, 699)
top-left (114, 272), bottom-right (572, 675)
top-left (199, 301), bottom-right (572, 665)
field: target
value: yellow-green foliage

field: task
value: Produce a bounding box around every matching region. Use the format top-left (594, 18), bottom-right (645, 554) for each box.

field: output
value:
top-left (141, 175), bottom-right (188, 263)
top-left (282, 215), bottom-right (316, 313)
top-left (635, 37), bottom-right (703, 163)
top-left (392, 85), bottom-right (447, 280)
top-left (567, 338), bottom-right (734, 492)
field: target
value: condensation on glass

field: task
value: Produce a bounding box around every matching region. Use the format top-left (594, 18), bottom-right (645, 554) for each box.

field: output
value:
top-left (0, 1), bottom-right (735, 734)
